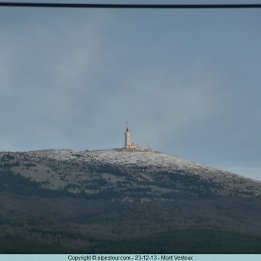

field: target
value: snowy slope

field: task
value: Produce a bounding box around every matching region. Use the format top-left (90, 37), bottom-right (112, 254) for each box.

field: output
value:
top-left (1, 148), bottom-right (261, 199)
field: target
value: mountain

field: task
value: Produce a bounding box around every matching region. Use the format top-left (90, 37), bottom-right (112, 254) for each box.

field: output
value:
top-left (1, 148), bottom-right (260, 199)
top-left (0, 148), bottom-right (261, 253)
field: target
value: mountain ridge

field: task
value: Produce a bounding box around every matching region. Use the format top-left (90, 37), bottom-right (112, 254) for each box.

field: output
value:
top-left (1, 148), bottom-right (261, 253)
top-left (1, 148), bottom-right (260, 199)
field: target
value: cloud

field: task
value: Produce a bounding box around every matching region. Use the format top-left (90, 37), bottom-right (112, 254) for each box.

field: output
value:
top-left (0, 10), bottom-right (116, 150)
top-left (0, 11), bottom-right (243, 154)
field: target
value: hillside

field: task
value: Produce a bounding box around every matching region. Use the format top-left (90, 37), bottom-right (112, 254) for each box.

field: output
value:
top-left (0, 148), bottom-right (261, 253)
top-left (0, 148), bottom-right (260, 199)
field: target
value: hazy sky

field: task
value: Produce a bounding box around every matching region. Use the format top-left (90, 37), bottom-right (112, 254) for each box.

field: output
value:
top-left (0, 1), bottom-right (260, 180)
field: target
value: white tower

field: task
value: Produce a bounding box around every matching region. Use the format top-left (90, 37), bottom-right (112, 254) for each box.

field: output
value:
top-left (124, 128), bottom-right (132, 148)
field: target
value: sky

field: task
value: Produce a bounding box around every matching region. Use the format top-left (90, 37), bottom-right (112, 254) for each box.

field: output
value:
top-left (0, 1), bottom-right (260, 181)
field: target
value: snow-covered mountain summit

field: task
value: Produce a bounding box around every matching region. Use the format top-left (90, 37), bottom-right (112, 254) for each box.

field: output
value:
top-left (33, 147), bottom-right (204, 170)
top-left (1, 148), bottom-right (261, 199)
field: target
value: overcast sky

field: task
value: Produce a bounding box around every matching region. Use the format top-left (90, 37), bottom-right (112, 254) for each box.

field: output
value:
top-left (0, 1), bottom-right (260, 180)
